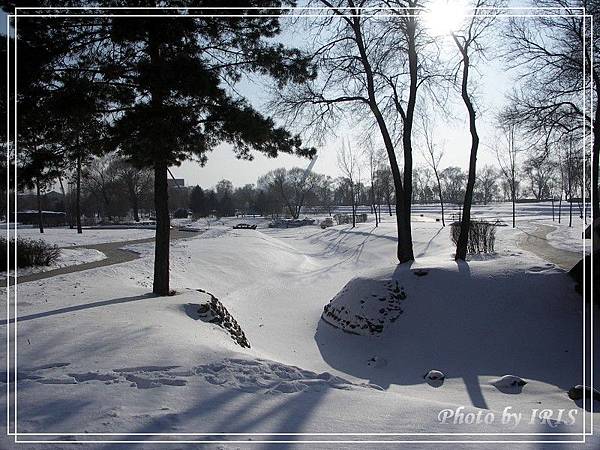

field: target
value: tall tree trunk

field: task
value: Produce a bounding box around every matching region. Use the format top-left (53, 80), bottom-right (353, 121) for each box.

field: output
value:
top-left (568, 142), bottom-right (573, 228)
top-left (371, 181), bottom-right (379, 227)
top-left (512, 187), bottom-right (516, 228)
top-left (76, 154), bottom-right (82, 234)
top-left (153, 161), bottom-right (170, 296)
top-left (128, 183), bottom-right (140, 222)
top-left (351, 183), bottom-right (356, 228)
top-left (568, 182), bottom-right (573, 228)
top-left (351, 14), bottom-right (413, 262)
top-left (551, 197), bottom-right (555, 221)
top-left (370, 181), bottom-right (377, 226)
top-left (580, 179), bottom-right (586, 223)
top-left (36, 179), bottom-right (44, 234)
top-left (434, 171), bottom-right (445, 226)
top-left (373, 203), bottom-right (378, 226)
top-left (149, 26), bottom-right (170, 296)
top-left (592, 79), bottom-right (600, 223)
top-left (559, 193), bottom-right (562, 224)
top-left (399, 13), bottom-right (418, 262)
top-left (455, 51), bottom-right (479, 261)
top-left (132, 195), bottom-right (140, 222)
top-left (58, 175), bottom-right (72, 229)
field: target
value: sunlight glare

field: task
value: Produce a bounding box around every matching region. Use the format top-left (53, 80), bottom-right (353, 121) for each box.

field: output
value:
top-left (424, 0), bottom-right (469, 35)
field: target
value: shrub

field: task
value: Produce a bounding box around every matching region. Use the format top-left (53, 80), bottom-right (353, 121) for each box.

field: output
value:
top-left (173, 208), bottom-right (190, 219)
top-left (0, 237), bottom-right (61, 271)
top-left (450, 220), bottom-right (496, 254)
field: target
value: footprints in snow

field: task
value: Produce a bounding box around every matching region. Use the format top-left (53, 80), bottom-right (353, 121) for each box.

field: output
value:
top-left (527, 263), bottom-right (557, 274)
top-left (322, 278), bottom-right (408, 336)
top-left (197, 358), bottom-right (383, 394)
top-left (1, 363), bottom-right (189, 390)
top-left (2, 358), bottom-right (383, 394)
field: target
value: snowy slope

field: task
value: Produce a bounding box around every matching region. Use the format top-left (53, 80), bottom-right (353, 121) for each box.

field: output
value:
top-left (14, 227), bottom-right (156, 247)
top-left (0, 248), bottom-right (106, 280)
top-left (0, 211), bottom-right (598, 449)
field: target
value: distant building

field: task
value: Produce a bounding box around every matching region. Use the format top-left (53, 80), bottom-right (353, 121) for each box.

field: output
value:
top-left (12, 210), bottom-right (67, 227)
top-left (17, 190), bottom-right (65, 212)
top-left (167, 179), bottom-right (185, 189)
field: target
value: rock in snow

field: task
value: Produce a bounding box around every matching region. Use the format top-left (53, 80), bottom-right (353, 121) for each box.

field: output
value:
top-left (367, 356), bottom-right (388, 368)
top-left (424, 370), bottom-right (445, 381)
top-left (491, 375), bottom-right (527, 391)
top-left (568, 385), bottom-right (600, 401)
top-left (423, 369), bottom-right (445, 388)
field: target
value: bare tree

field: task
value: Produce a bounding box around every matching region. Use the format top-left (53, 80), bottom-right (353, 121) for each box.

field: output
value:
top-left (502, 0), bottom-right (597, 221)
top-left (452, 0), bottom-right (503, 260)
top-left (258, 167), bottom-right (321, 219)
top-left (562, 136), bottom-right (579, 227)
top-left (82, 154), bottom-right (122, 222)
top-left (413, 166), bottom-right (434, 204)
top-left (275, 0), bottom-right (441, 262)
top-left (421, 117), bottom-right (446, 225)
top-left (440, 166), bottom-right (467, 206)
top-left (475, 165), bottom-right (498, 205)
top-left (338, 139), bottom-right (359, 227)
top-left (113, 159), bottom-right (153, 222)
top-left (523, 150), bottom-right (555, 200)
top-left (363, 141), bottom-right (384, 226)
top-left (495, 125), bottom-right (521, 228)
top-left (376, 165), bottom-right (395, 216)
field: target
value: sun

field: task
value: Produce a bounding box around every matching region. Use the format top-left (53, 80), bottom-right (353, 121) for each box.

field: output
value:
top-left (423, 0), bottom-right (469, 36)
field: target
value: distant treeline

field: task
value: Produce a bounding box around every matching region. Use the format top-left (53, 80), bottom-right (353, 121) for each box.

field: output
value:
top-left (7, 151), bottom-right (589, 225)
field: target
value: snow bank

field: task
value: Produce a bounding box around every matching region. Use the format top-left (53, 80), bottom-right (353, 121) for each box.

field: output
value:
top-left (15, 227), bottom-right (155, 247)
top-left (316, 256), bottom-right (582, 401)
top-left (322, 272), bottom-right (407, 335)
top-left (1, 210), bottom-right (597, 447)
top-left (0, 247), bottom-right (106, 279)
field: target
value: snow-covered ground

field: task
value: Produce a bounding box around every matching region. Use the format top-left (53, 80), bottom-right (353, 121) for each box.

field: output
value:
top-left (0, 247), bottom-right (106, 280)
top-left (1, 202), bottom-right (597, 449)
top-left (412, 201), bottom-right (591, 255)
top-left (14, 227), bottom-right (156, 248)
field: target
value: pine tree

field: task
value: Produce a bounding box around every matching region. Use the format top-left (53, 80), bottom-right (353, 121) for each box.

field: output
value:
top-left (4, 1), bottom-right (94, 231)
top-left (49, 74), bottom-right (112, 233)
top-left (102, 1), bottom-right (316, 295)
top-left (189, 185), bottom-right (206, 216)
top-left (219, 192), bottom-right (235, 218)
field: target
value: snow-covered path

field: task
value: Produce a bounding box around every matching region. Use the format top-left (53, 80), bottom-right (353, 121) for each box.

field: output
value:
top-left (1, 213), bottom-right (598, 449)
top-left (0, 229), bottom-right (202, 287)
top-left (518, 223), bottom-right (582, 270)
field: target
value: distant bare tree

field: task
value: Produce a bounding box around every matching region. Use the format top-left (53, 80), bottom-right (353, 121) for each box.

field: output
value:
top-left (363, 141), bottom-right (384, 226)
top-left (413, 166), bottom-right (434, 204)
top-left (523, 150), bottom-right (555, 201)
top-left (452, 0), bottom-right (504, 260)
top-left (82, 154), bottom-right (123, 222)
top-left (560, 136), bottom-right (580, 227)
top-left (495, 125), bottom-right (521, 228)
top-left (440, 166), bottom-right (467, 205)
top-left (501, 0), bottom-right (598, 220)
top-left (338, 139), bottom-right (360, 227)
top-left (475, 165), bottom-right (498, 205)
top-left (112, 159), bottom-right (153, 222)
top-left (421, 117), bottom-right (446, 225)
top-left (376, 165), bottom-right (395, 216)
top-left (275, 0), bottom-right (441, 262)
top-left (258, 167), bottom-right (321, 219)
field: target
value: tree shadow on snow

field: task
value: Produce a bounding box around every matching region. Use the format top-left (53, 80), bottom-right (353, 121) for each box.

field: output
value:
top-left (0, 293), bottom-right (156, 326)
top-left (99, 381), bottom-right (329, 449)
top-left (314, 261), bottom-right (590, 412)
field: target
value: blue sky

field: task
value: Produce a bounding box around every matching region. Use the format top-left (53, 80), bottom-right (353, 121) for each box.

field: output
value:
top-left (0, 4), bottom-right (561, 190)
